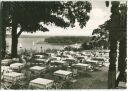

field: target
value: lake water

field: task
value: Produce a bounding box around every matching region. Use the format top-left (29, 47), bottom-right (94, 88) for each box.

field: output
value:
top-left (6, 37), bottom-right (66, 52)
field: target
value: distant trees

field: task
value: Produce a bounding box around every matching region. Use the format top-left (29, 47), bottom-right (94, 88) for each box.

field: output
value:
top-left (2, 1), bottom-right (92, 58)
top-left (91, 20), bottom-right (110, 49)
top-left (45, 36), bottom-right (91, 45)
top-left (81, 42), bottom-right (93, 50)
top-left (80, 20), bottom-right (110, 50)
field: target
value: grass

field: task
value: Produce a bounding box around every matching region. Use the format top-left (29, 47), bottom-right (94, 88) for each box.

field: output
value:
top-left (70, 66), bottom-right (108, 89)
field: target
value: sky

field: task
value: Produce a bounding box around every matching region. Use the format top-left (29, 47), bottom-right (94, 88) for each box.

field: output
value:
top-left (21, 0), bottom-right (111, 36)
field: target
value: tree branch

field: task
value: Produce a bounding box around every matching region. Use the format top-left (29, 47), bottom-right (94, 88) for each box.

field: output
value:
top-left (17, 28), bottom-right (23, 38)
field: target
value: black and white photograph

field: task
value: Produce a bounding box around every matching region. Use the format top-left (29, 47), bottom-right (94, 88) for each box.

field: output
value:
top-left (0, 0), bottom-right (127, 89)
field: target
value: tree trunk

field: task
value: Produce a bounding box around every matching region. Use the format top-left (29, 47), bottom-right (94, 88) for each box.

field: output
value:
top-left (1, 2), bottom-right (6, 59)
top-left (11, 24), bottom-right (18, 58)
top-left (108, 31), bottom-right (118, 88)
top-left (0, 1), bottom-right (2, 85)
top-left (1, 26), bottom-right (6, 59)
top-left (118, 36), bottom-right (126, 73)
top-left (116, 33), bottom-right (127, 86)
top-left (116, 2), bottom-right (127, 86)
top-left (108, 1), bottom-right (121, 88)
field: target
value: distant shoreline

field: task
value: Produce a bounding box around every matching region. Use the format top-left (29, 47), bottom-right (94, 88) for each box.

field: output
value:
top-left (6, 35), bottom-right (91, 46)
top-left (36, 42), bottom-right (74, 45)
top-left (6, 34), bottom-right (91, 38)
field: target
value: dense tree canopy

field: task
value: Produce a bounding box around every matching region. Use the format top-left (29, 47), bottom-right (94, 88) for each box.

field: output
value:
top-left (3, 1), bottom-right (92, 33)
top-left (2, 1), bottom-right (92, 58)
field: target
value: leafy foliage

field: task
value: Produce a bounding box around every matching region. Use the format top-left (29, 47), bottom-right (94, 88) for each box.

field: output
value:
top-left (61, 1), bottom-right (92, 28)
top-left (2, 1), bottom-right (92, 58)
top-left (91, 1), bottom-right (127, 50)
top-left (3, 1), bottom-right (92, 33)
top-left (90, 20), bottom-right (110, 49)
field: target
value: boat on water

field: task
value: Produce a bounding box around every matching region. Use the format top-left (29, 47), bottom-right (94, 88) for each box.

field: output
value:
top-left (19, 43), bottom-right (22, 48)
top-left (33, 41), bottom-right (35, 46)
